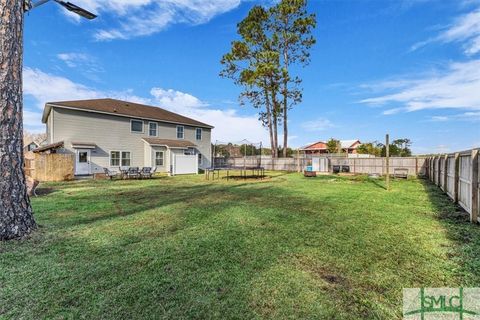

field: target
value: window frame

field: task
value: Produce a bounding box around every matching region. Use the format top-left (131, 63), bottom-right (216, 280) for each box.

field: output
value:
top-left (110, 150), bottom-right (131, 167)
top-left (110, 151), bottom-right (121, 167)
top-left (195, 128), bottom-right (202, 141)
top-left (130, 119), bottom-right (144, 133)
top-left (121, 151), bottom-right (131, 166)
top-left (148, 122), bottom-right (158, 137)
top-left (155, 151), bottom-right (164, 166)
top-left (176, 125), bottom-right (184, 139)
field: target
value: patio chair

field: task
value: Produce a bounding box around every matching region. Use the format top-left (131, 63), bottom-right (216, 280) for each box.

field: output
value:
top-left (127, 167), bottom-right (140, 179)
top-left (119, 166), bottom-right (129, 179)
top-left (140, 167), bottom-right (153, 179)
top-left (104, 168), bottom-right (119, 180)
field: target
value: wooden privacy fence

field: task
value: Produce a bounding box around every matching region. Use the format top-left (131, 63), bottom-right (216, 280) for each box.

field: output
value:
top-left (226, 156), bottom-right (427, 175)
top-left (426, 149), bottom-right (479, 224)
top-left (330, 157), bottom-right (426, 175)
top-left (25, 153), bottom-right (74, 182)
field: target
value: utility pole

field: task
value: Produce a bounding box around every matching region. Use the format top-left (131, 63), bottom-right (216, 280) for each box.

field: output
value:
top-left (0, 0), bottom-right (96, 240)
top-left (386, 133), bottom-right (390, 191)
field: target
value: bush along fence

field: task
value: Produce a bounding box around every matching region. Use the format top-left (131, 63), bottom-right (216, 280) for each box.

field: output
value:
top-left (426, 148), bottom-right (479, 224)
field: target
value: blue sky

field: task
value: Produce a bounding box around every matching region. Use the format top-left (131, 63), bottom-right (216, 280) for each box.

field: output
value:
top-left (23, 0), bottom-right (479, 154)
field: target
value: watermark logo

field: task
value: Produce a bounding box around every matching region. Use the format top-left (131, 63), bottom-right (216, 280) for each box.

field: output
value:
top-left (403, 288), bottom-right (480, 319)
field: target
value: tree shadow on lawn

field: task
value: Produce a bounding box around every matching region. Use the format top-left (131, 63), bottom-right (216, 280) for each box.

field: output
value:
top-left (419, 178), bottom-right (480, 285)
top-left (4, 175), bottom-right (466, 319)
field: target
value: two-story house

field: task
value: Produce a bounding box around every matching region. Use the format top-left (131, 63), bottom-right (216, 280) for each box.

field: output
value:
top-left (41, 98), bottom-right (213, 176)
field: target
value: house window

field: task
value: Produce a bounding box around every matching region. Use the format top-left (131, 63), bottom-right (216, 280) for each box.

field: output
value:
top-left (185, 147), bottom-right (195, 155)
top-left (110, 151), bottom-right (120, 166)
top-left (176, 125), bottom-right (184, 139)
top-left (196, 128), bottom-right (202, 140)
top-left (110, 151), bottom-right (131, 167)
top-left (131, 120), bottom-right (144, 133)
top-left (198, 153), bottom-right (202, 166)
top-left (155, 151), bottom-right (164, 166)
top-left (121, 152), bottom-right (131, 166)
top-left (149, 122), bottom-right (157, 136)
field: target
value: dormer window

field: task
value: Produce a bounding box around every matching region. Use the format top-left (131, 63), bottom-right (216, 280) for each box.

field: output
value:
top-left (131, 119), bottom-right (144, 133)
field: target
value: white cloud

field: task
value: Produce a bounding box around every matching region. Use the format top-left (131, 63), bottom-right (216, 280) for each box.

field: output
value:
top-left (428, 111), bottom-right (480, 122)
top-left (149, 87), bottom-right (268, 142)
top-left (56, 52), bottom-right (104, 81)
top-left (360, 60), bottom-right (480, 113)
top-left (23, 67), bottom-right (102, 109)
top-left (57, 53), bottom-right (90, 68)
top-left (150, 88), bottom-right (207, 109)
top-left (66, 0), bottom-right (241, 40)
top-left (430, 115), bottom-right (449, 122)
top-left (412, 7), bottom-right (480, 55)
top-left (301, 118), bottom-right (334, 132)
top-left (22, 68), bottom-right (268, 143)
top-left (23, 110), bottom-right (45, 133)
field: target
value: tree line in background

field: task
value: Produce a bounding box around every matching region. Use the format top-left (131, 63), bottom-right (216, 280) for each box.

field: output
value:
top-left (324, 138), bottom-right (412, 156)
top-left (220, 0), bottom-right (316, 158)
top-left (356, 138), bottom-right (412, 157)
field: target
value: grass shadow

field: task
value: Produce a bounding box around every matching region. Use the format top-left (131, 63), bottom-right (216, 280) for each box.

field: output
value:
top-left (419, 178), bottom-right (480, 285)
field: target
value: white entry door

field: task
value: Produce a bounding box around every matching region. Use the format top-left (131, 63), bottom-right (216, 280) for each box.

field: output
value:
top-left (75, 149), bottom-right (91, 175)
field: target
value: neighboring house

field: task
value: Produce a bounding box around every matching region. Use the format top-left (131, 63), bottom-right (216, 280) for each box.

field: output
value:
top-left (24, 141), bottom-right (39, 152)
top-left (41, 98), bottom-right (213, 176)
top-left (300, 139), bottom-right (361, 154)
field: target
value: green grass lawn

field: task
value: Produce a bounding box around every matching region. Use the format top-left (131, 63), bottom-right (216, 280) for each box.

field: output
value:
top-left (1, 172), bottom-right (480, 319)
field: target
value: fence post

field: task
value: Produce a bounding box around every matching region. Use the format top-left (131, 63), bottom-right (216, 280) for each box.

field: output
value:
top-left (453, 153), bottom-right (460, 203)
top-left (297, 149), bottom-right (300, 172)
top-left (437, 155), bottom-right (442, 187)
top-left (471, 149), bottom-right (479, 223)
top-left (427, 157), bottom-right (432, 181)
top-left (443, 154), bottom-right (448, 191)
top-left (415, 157), bottom-right (418, 176)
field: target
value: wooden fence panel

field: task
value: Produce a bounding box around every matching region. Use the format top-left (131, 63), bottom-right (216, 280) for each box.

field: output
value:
top-left (446, 155), bottom-right (455, 199)
top-left (427, 149), bottom-right (480, 224)
top-left (439, 157), bottom-right (445, 190)
top-left (226, 156), bottom-right (426, 175)
top-left (33, 153), bottom-right (74, 182)
top-left (458, 155), bottom-right (472, 213)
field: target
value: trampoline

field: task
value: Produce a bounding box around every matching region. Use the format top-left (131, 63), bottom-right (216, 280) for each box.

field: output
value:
top-left (206, 140), bottom-right (265, 180)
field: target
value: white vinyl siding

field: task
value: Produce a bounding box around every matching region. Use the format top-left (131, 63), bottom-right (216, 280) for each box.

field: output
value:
top-left (149, 122), bottom-right (158, 137)
top-left (176, 125), bottom-right (184, 139)
top-left (131, 119), bottom-right (144, 133)
top-left (49, 108), bottom-right (213, 172)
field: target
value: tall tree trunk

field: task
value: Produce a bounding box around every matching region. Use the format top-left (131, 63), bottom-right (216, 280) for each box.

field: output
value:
top-left (282, 48), bottom-right (289, 158)
top-left (0, 0), bottom-right (36, 240)
top-left (264, 88), bottom-right (275, 158)
top-left (271, 89), bottom-right (279, 158)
